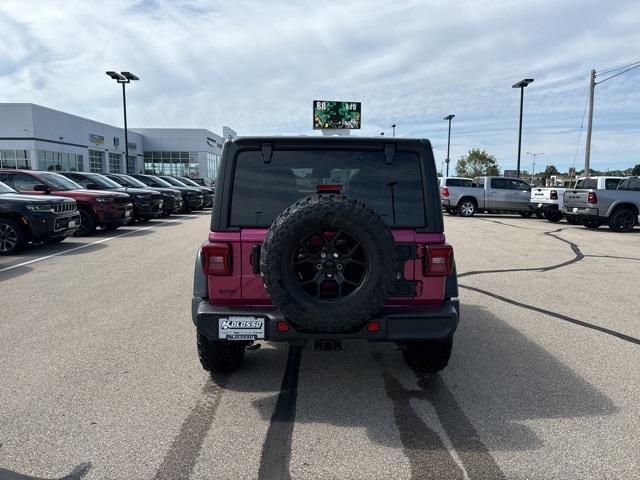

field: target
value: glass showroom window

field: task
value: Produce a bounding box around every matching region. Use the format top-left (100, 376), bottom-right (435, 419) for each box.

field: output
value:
top-left (109, 152), bottom-right (122, 173)
top-left (0, 149), bottom-right (31, 169)
top-left (127, 155), bottom-right (137, 174)
top-left (38, 151), bottom-right (82, 171)
top-left (89, 150), bottom-right (104, 173)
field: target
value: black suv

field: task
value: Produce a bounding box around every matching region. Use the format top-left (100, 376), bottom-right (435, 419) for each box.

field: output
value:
top-left (105, 174), bottom-right (184, 216)
top-left (161, 176), bottom-right (213, 207)
top-left (61, 172), bottom-right (164, 222)
top-left (131, 174), bottom-right (204, 211)
top-left (0, 180), bottom-right (80, 254)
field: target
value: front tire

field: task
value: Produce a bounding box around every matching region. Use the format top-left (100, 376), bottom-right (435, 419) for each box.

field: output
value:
top-left (197, 333), bottom-right (246, 373)
top-left (608, 208), bottom-right (637, 232)
top-left (74, 207), bottom-right (97, 236)
top-left (402, 337), bottom-right (453, 373)
top-left (0, 219), bottom-right (26, 255)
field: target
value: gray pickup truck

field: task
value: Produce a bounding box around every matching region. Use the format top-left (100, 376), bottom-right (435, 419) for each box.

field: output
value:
top-left (563, 176), bottom-right (639, 232)
top-left (440, 176), bottom-right (533, 217)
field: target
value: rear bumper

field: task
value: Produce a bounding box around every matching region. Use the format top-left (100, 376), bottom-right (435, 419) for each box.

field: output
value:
top-left (562, 206), bottom-right (599, 216)
top-left (530, 202), bottom-right (559, 212)
top-left (192, 299), bottom-right (460, 342)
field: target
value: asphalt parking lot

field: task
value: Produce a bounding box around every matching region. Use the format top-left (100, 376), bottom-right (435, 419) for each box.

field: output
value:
top-left (1, 212), bottom-right (639, 480)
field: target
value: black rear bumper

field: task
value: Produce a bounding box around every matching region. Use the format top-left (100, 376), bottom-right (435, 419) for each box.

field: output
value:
top-left (529, 202), bottom-right (559, 212)
top-left (192, 299), bottom-right (459, 342)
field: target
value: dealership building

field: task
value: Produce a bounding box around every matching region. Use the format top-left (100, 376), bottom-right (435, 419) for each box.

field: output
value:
top-left (0, 103), bottom-right (236, 183)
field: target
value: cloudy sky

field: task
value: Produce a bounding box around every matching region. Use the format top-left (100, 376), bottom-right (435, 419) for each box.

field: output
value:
top-left (1, 0), bottom-right (639, 173)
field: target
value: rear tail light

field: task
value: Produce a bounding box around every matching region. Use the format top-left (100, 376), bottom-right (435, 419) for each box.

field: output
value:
top-left (366, 320), bottom-right (380, 333)
top-left (276, 321), bottom-right (289, 333)
top-left (550, 190), bottom-right (558, 200)
top-left (316, 184), bottom-right (342, 194)
top-left (588, 192), bottom-right (598, 204)
top-left (441, 187), bottom-right (450, 198)
top-left (423, 244), bottom-right (454, 276)
top-left (201, 242), bottom-right (232, 275)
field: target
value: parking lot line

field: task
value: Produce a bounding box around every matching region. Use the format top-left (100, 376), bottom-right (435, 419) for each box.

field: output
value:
top-left (0, 217), bottom-right (193, 275)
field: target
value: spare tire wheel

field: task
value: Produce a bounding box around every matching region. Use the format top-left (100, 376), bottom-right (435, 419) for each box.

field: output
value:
top-left (260, 194), bottom-right (396, 332)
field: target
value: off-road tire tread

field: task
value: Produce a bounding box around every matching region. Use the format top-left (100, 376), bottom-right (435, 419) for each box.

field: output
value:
top-left (197, 333), bottom-right (245, 373)
top-left (260, 194), bottom-right (396, 332)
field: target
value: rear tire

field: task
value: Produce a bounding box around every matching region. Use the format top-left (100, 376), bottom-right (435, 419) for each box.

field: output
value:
top-left (581, 218), bottom-right (603, 229)
top-left (543, 211), bottom-right (564, 222)
top-left (0, 218), bottom-right (26, 255)
top-left (458, 199), bottom-right (476, 217)
top-left (197, 333), bottom-right (246, 373)
top-left (608, 208), bottom-right (637, 232)
top-left (402, 337), bottom-right (453, 373)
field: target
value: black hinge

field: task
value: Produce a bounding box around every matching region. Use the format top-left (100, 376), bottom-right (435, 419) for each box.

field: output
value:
top-left (249, 244), bottom-right (261, 274)
top-left (261, 143), bottom-right (273, 164)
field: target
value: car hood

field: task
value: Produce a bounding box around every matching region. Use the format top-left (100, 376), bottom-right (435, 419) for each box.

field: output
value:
top-left (80, 189), bottom-right (131, 198)
top-left (0, 193), bottom-right (75, 204)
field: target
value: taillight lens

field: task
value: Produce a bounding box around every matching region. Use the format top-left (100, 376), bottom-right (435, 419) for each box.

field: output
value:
top-left (317, 184), bottom-right (342, 194)
top-left (423, 245), bottom-right (454, 276)
top-left (441, 187), bottom-right (450, 198)
top-left (588, 192), bottom-right (597, 204)
top-left (201, 242), bottom-right (232, 275)
top-left (550, 190), bottom-right (558, 200)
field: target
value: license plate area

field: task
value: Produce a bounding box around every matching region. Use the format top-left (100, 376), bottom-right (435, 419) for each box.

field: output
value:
top-left (218, 316), bottom-right (265, 341)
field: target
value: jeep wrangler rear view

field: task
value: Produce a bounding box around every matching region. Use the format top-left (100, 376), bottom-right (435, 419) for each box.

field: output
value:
top-left (191, 137), bottom-right (459, 373)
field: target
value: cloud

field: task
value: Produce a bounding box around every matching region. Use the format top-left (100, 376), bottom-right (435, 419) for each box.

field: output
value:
top-left (0, 0), bottom-right (639, 171)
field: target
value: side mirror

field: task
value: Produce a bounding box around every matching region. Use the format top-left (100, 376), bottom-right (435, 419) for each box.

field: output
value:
top-left (33, 184), bottom-right (51, 193)
top-left (86, 183), bottom-right (101, 190)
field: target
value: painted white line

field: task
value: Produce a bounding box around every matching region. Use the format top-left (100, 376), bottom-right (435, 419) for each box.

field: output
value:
top-left (0, 216), bottom-right (196, 274)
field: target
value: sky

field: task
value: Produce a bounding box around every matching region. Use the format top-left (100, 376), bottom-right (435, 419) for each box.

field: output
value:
top-left (1, 0), bottom-right (639, 173)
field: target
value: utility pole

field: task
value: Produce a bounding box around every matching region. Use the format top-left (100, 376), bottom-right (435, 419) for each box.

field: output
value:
top-left (526, 152), bottom-right (543, 184)
top-left (391, 124), bottom-right (397, 137)
top-left (584, 69), bottom-right (596, 178)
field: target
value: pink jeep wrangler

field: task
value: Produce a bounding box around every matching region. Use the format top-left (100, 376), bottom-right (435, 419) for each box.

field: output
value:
top-left (192, 137), bottom-right (459, 373)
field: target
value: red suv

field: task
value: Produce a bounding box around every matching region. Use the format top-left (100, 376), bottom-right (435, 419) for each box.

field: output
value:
top-left (191, 137), bottom-right (459, 373)
top-left (0, 170), bottom-right (133, 236)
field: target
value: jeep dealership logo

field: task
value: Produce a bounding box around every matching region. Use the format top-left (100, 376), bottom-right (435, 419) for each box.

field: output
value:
top-left (220, 319), bottom-right (263, 330)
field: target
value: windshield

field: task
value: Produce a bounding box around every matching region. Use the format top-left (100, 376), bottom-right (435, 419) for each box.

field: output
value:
top-left (160, 176), bottom-right (188, 187)
top-left (0, 180), bottom-right (17, 193)
top-left (148, 176), bottom-right (173, 187)
top-left (39, 172), bottom-right (83, 191)
top-left (230, 149), bottom-right (426, 227)
top-left (86, 174), bottom-right (122, 189)
top-left (178, 177), bottom-right (200, 187)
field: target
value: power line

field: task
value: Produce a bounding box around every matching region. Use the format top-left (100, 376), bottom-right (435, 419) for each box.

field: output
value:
top-left (596, 63), bottom-right (640, 84)
top-left (571, 84), bottom-right (590, 172)
top-left (596, 60), bottom-right (640, 76)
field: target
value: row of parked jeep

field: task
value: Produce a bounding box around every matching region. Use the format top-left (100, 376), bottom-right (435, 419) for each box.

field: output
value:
top-left (439, 175), bottom-right (640, 232)
top-left (0, 169), bottom-right (214, 255)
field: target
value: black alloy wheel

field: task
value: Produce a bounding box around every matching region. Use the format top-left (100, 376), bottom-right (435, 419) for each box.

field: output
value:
top-left (608, 208), bottom-right (636, 233)
top-left (0, 219), bottom-right (25, 255)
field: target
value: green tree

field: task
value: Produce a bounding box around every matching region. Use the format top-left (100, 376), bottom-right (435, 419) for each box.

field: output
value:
top-left (540, 165), bottom-right (560, 184)
top-left (632, 164), bottom-right (640, 176)
top-left (455, 149), bottom-right (500, 178)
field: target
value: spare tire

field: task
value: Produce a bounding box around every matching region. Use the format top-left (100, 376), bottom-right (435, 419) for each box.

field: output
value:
top-left (260, 194), bottom-right (396, 332)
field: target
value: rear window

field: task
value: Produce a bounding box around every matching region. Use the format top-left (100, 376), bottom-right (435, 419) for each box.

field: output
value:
top-left (446, 178), bottom-right (472, 187)
top-left (229, 149), bottom-right (426, 227)
top-left (575, 179), bottom-right (597, 189)
top-left (605, 178), bottom-right (621, 190)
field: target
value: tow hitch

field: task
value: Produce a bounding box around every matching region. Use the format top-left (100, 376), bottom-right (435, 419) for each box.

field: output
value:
top-left (314, 339), bottom-right (342, 351)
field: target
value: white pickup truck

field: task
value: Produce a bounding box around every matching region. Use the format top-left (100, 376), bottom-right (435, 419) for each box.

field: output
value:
top-left (439, 176), bottom-right (533, 217)
top-left (529, 176), bottom-right (621, 224)
top-left (564, 176), bottom-right (639, 232)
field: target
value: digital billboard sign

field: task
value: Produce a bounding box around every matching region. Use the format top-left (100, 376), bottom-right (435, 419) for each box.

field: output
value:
top-left (313, 100), bottom-right (361, 130)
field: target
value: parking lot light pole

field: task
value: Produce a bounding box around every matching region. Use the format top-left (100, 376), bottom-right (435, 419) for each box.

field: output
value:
top-left (512, 79), bottom-right (534, 179)
top-left (443, 115), bottom-right (455, 177)
top-left (391, 124), bottom-right (397, 137)
top-left (106, 71), bottom-right (139, 172)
